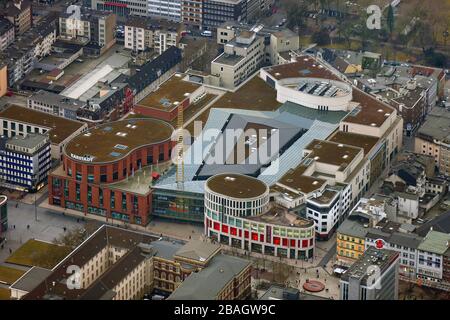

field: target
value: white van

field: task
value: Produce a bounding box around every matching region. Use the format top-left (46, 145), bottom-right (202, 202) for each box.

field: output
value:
top-left (201, 30), bottom-right (212, 37)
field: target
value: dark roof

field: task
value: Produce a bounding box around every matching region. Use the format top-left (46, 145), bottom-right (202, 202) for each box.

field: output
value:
top-left (80, 246), bottom-right (146, 300)
top-left (23, 225), bottom-right (159, 300)
top-left (127, 46), bottom-right (182, 94)
top-left (0, 17), bottom-right (13, 35)
top-left (416, 211), bottom-right (450, 237)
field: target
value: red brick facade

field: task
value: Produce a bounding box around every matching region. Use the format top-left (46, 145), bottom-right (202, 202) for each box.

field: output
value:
top-left (49, 140), bottom-right (175, 226)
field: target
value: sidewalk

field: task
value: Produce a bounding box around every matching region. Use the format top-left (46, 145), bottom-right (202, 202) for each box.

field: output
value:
top-left (39, 201), bottom-right (203, 242)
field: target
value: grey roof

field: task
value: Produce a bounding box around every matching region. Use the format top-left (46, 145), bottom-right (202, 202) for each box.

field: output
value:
top-left (337, 215), bottom-right (370, 239)
top-left (388, 232), bottom-right (422, 249)
top-left (341, 247), bottom-right (398, 285)
top-left (416, 210), bottom-right (450, 237)
top-left (151, 240), bottom-right (183, 260)
top-left (29, 90), bottom-right (86, 111)
top-left (10, 267), bottom-right (52, 293)
top-left (154, 103), bottom-right (341, 190)
top-left (259, 285), bottom-right (329, 300)
top-left (168, 254), bottom-right (250, 300)
top-left (0, 17), bottom-right (13, 35)
top-left (4, 133), bottom-right (48, 150)
top-left (417, 107), bottom-right (450, 143)
top-left (175, 240), bottom-right (220, 262)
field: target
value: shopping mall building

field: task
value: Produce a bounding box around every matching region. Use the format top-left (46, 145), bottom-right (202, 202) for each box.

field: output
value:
top-left (48, 118), bottom-right (175, 226)
top-left (204, 174), bottom-right (315, 259)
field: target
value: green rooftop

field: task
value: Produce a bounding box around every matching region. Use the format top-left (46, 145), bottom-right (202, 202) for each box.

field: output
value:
top-left (418, 230), bottom-right (450, 255)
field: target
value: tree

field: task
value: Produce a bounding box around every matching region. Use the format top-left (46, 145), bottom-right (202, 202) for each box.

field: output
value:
top-left (286, 2), bottom-right (308, 30)
top-left (312, 29), bottom-right (331, 46)
top-left (387, 5), bottom-right (395, 36)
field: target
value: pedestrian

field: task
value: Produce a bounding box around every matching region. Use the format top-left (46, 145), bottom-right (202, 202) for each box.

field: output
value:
top-left (9, 248), bottom-right (12, 254)
top-left (13, 225), bottom-right (15, 229)
top-left (27, 225), bottom-right (30, 230)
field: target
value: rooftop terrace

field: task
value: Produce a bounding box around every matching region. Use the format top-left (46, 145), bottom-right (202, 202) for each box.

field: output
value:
top-left (247, 206), bottom-right (314, 228)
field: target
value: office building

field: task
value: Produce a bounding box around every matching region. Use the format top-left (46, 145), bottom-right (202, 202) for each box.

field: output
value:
top-left (202, 0), bottom-right (246, 29)
top-left (27, 90), bottom-right (86, 121)
top-left (340, 247), bottom-right (399, 300)
top-left (148, 0), bottom-right (182, 21)
top-left (211, 30), bottom-right (264, 89)
top-left (0, 105), bottom-right (87, 160)
top-left (0, 134), bottom-right (51, 192)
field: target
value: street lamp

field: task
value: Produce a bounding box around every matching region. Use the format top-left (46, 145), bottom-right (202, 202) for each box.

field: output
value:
top-left (34, 193), bottom-right (37, 221)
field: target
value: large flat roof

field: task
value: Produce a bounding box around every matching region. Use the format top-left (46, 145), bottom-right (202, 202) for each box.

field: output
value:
top-left (304, 139), bottom-right (362, 169)
top-left (328, 131), bottom-right (379, 156)
top-left (65, 118), bottom-right (173, 164)
top-left (0, 105), bottom-right (86, 145)
top-left (264, 56), bottom-right (341, 81)
top-left (342, 89), bottom-right (394, 127)
top-left (341, 247), bottom-right (399, 285)
top-left (136, 74), bottom-right (201, 111)
top-left (277, 170), bottom-right (326, 194)
top-left (206, 173), bottom-right (268, 199)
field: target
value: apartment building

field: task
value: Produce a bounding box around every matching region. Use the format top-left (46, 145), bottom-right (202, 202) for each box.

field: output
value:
top-left (0, 17), bottom-right (14, 51)
top-left (59, 7), bottom-right (116, 52)
top-left (211, 30), bottom-right (264, 89)
top-left (124, 16), bottom-right (182, 55)
top-left (0, 64), bottom-right (7, 98)
top-left (337, 197), bottom-right (387, 264)
top-left (0, 13), bottom-right (57, 86)
top-left (0, 0), bottom-right (32, 35)
top-left (181, 0), bottom-right (203, 27)
top-left (415, 107), bottom-right (450, 176)
top-left (13, 225), bottom-right (250, 300)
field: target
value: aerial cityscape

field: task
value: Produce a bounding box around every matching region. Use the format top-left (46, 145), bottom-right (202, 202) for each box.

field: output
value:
top-left (0, 0), bottom-right (449, 306)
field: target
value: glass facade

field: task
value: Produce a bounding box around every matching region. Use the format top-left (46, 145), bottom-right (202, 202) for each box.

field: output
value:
top-left (152, 189), bottom-right (204, 223)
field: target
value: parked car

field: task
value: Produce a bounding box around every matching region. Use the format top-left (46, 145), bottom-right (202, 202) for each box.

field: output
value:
top-left (201, 30), bottom-right (212, 37)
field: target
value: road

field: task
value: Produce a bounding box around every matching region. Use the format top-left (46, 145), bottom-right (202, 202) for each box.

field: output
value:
top-left (318, 242), bottom-right (337, 268)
